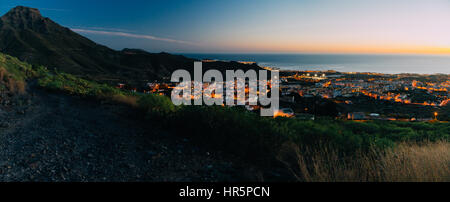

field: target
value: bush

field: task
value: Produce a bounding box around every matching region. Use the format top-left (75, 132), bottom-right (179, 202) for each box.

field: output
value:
top-left (111, 94), bottom-right (138, 107)
top-left (38, 72), bottom-right (126, 100)
top-left (0, 53), bottom-right (34, 81)
top-left (161, 105), bottom-right (448, 166)
top-left (136, 93), bottom-right (176, 123)
top-left (168, 106), bottom-right (286, 164)
top-left (0, 53), bottom-right (36, 95)
top-left (32, 63), bottom-right (449, 172)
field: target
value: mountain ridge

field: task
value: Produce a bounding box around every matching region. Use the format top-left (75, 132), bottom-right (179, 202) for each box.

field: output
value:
top-left (0, 6), bottom-right (263, 86)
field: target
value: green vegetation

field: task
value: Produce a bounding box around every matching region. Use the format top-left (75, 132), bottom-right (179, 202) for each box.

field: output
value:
top-left (1, 52), bottom-right (448, 181)
top-left (278, 141), bottom-right (450, 182)
top-left (167, 106), bottom-right (449, 165)
top-left (0, 52), bottom-right (36, 93)
top-left (31, 59), bottom-right (449, 169)
top-left (138, 93), bottom-right (177, 119)
top-left (38, 72), bottom-right (125, 98)
top-left (0, 52), bottom-right (35, 81)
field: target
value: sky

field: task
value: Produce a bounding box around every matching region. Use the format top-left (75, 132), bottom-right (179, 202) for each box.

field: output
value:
top-left (1, 0), bottom-right (450, 54)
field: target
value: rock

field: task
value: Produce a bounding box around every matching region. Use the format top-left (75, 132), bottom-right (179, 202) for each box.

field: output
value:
top-left (29, 162), bottom-right (38, 169)
top-left (0, 122), bottom-right (9, 128)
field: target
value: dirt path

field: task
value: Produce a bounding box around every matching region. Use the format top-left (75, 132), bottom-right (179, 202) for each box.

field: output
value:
top-left (0, 84), bottom-right (254, 181)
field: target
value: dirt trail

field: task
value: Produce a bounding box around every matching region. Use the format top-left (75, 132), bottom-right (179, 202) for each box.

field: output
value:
top-left (0, 83), bottom-right (254, 181)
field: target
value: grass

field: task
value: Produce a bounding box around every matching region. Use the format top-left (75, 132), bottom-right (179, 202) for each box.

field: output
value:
top-left (0, 52), bottom-right (34, 81)
top-left (0, 52), bottom-right (34, 94)
top-left (1, 52), bottom-right (449, 181)
top-left (278, 141), bottom-right (450, 182)
top-left (37, 70), bottom-right (139, 107)
top-left (34, 66), bottom-right (450, 181)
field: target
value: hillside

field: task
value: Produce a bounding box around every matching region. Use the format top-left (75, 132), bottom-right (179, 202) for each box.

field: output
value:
top-left (1, 51), bottom-right (449, 181)
top-left (0, 6), bottom-right (123, 78)
top-left (0, 52), bottom-right (257, 182)
top-left (0, 6), bottom-right (263, 86)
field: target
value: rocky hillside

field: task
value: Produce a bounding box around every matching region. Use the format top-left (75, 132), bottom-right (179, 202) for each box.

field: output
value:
top-left (0, 6), bottom-right (263, 86)
top-left (0, 51), bottom-right (257, 182)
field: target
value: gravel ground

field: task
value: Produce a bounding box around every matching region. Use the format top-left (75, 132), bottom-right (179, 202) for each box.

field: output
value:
top-left (0, 84), bottom-right (258, 182)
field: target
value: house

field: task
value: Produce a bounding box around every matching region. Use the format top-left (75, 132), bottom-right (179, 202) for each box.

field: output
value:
top-left (117, 83), bottom-right (126, 89)
top-left (347, 112), bottom-right (366, 120)
top-left (275, 108), bottom-right (295, 118)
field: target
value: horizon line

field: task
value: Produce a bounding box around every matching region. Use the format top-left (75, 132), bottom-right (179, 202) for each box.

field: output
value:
top-left (172, 52), bottom-right (450, 56)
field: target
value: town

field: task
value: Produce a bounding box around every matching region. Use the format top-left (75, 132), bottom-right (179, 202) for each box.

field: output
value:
top-left (116, 62), bottom-right (450, 122)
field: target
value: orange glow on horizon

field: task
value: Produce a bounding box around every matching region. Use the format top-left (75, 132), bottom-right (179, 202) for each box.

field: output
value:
top-left (216, 40), bottom-right (450, 55)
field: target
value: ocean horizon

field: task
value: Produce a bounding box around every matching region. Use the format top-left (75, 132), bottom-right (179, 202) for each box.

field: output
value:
top-left (181, 53), bottom-right (450, 74)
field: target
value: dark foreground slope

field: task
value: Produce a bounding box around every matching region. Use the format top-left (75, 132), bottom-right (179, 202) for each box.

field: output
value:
top-left (0, 82), bottom-right (257, 181)
top-left (0, 51), bottom-right (259, 182)
top-left (1, 52), bottom-right (448, 182)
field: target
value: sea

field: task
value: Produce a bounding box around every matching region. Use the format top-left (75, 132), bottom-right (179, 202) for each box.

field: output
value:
top-left (181, 53), bottom-right (450, 74)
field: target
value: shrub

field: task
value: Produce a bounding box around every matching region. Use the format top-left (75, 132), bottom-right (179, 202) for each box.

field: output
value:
top-left (137, 93), bottom-right (176, 120)
top-left (37, 72), bottom-right (127, 101)
top-left (111, 94), bottom-right (138, 107)
top-left (29, 60), bottom-right (449, 178)
top-left (277, 141), bottom-right (450, 182)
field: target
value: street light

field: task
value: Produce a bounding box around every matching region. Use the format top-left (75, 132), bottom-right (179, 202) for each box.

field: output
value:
top-left (434, 112), bottom-right (438, 120)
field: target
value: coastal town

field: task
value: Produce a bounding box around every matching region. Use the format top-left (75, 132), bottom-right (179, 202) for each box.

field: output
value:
top-left (277, 70), bottom-right (449, 121)
top-left (116, 61), bottom-right (450, 122)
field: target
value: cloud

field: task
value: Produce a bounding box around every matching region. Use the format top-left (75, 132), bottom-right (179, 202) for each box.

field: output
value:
top-left (71, 26), bottom-right (133, 33)
top-left (71, 28), bottom-right (197, 46)
top-left (39, 8), bottom-right (70, 12)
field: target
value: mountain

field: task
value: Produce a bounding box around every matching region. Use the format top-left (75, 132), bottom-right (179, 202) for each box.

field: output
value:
top-left (0, 6), bottom-right (262, 86)
top-left (0, 6), bottom-right (124, 78)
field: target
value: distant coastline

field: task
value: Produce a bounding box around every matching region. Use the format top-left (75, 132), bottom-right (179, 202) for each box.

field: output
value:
top-left (181, 53), bottom-right (450, 75)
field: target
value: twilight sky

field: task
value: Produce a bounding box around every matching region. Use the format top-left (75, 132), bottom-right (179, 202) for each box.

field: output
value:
top-left (1, 0), bottom-right (450, 54)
